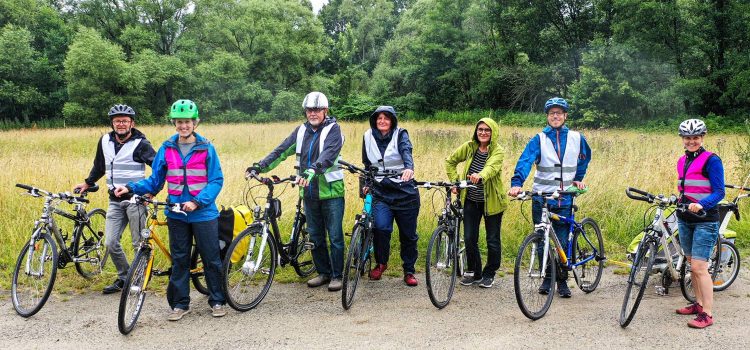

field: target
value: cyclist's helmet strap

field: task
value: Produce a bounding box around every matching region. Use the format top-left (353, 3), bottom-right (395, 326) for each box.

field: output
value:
top-left (108, 104), bottom-right (136, 119)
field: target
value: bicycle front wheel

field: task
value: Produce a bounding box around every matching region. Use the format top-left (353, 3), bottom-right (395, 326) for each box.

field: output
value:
top-left (12, 232), bottom-right (58, 317)
top-left (342, 224), bottom-right (367, 310)
top-left (713, 240), bottom-right (740, 291)
top-left (572, 218), bottom-right (604, 293)
top-left (425, 226), bottom-right (456, 309)
top-left (513, 232), bottom-right (556, 320)
top-left (619, 239), bottom-right (656, 328)
top-left (679, 257), bottom-right (697, 303)
top-left (223, 226), bottom-right (277, 311)
top-left (292, 221), bottom-right (316, 277)
top-left (190, 245), bottom-right (209, 295)
top-left (118, 247), bottom-right (151, 335)
top-left (74, 208), bottom-right (107, 279)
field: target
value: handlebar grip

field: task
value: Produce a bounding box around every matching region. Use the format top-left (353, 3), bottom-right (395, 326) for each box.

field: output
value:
top-left (77, 198), bottom-right (90, 203)
top-left (625, 187), bottom-right (651, 202)
top-left (338, 159), bottom-right (353, 167)
top-left (16, 184), bottom-right (33, 190)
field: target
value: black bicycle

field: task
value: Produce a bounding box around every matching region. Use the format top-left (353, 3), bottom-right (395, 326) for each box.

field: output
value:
top-left (222, 173), bottom-right (315, 311)
top-left (11, 183), bottom-right (107, 317)
top-left (415, 180), bottom-right (474, 309)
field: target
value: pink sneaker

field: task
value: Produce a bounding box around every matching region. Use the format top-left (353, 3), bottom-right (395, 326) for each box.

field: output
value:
top-left (369, 264), bottom-right (387, 280)
top-left (404, 273), bottom-right (418, 287)
top-left (687, 312), bottom-right (714, 329)
top-left (676, 303), bottom-right (703, 315)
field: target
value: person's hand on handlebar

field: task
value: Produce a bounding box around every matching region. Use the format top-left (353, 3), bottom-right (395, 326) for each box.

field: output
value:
top-left (572, 181), bottom-right (586, 190)
top-left (73, 183), bottom-right (90, 194)
top-left (297, 169), bottom-right (315, 187)
top-left (182, 200), bottom-right (198, 212)
top-left (113, 185), bottom-right (130, 197)
top-left (401, 169), bottom-right (414, 182)
top-left (245, 164), bottom-right (261, 179)
top-left (688, 202), bottom-right (704, 213)
top-left (508, 186), bottom-right (523, 197)
top-left (468, 173), bottom-right (481, 184)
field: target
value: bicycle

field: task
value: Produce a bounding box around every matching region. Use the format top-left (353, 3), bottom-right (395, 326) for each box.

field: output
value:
top-left (414, 180), bottom-right (474, 309)
top-left (11, 183), bottom-right (107, 317)
top-left (679, 183), bottom-right (745, 301)
top-left (117, 195), bottom-right (209, 334)
top-left (222, 173), bottom-right (315, 312)
top-left (512, 189), bottom-right (604, 320)
top-left (619, 187), bottom-right (705, 328)
top-left (337, 159), bottom-right (401, 310)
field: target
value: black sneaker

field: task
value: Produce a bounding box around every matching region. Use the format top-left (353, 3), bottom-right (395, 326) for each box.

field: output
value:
top-left (557, 280), bottom-right (572, 298)
top-left (459, 276), bottom-right (481, 286)
top-left (103, 279), bottom-right (124, 294)
top-left (478, 277), bottom-right (494, 288)
top-left (538, 278), bottom-right (551, 295)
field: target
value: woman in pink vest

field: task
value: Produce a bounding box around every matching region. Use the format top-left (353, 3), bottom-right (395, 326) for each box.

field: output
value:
top-left (114, 100), bottom-right (226, 320)
top-left (674, 119), bottom-right (725, 329)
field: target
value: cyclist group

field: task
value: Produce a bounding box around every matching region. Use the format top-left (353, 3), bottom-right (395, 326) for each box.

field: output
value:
top-left (76, 91), bottom-right (722, 329)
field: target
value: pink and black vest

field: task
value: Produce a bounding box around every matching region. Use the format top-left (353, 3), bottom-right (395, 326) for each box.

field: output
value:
top-left (165, 148), bottom-right (208, 196)
top-left (677, 150), bottom-right (713, 203)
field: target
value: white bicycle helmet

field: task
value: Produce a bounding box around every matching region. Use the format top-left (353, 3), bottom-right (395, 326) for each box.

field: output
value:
top-left (302, 92), bottom-right (329, 109)
top-left (678, 119), bottom-right (707, 136)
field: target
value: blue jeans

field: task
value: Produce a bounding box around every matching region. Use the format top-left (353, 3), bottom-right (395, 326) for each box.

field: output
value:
top-left (304, 197), bottom-right (345, 279)
top-left (463, 200), bottom-right (503, 279)
top-left (372, 201), bottom-right (420, 274)
top-left (677, 220), bottom-right (719, 261)
top-left (166, 218), bottom-right (225, 310)
top-left (532, 198), bottom-right (572, 280)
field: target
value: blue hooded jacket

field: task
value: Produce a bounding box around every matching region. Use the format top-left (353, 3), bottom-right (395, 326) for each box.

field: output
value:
top-left (129, 132), bottom-right (223, 222)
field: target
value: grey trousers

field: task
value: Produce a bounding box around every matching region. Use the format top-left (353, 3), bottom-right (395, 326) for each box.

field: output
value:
top-left (106, 200), bottom-right (147, 280)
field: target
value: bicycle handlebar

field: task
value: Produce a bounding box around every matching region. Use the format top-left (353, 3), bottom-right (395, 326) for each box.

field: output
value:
top-left (625, 187), bottom-right (706, 218)
top-left (129, 194), bottom-right (186, 215)
top-left (726, 184), bottom-right (750, 191)
top-left (512, 189), bottom-right (581, 201)
top-left (338, 159), bottom-right (403, 178)
top-left (414, 180), bottom-right (477, 189)
top-left (16, 183), bottom-right (92, 204)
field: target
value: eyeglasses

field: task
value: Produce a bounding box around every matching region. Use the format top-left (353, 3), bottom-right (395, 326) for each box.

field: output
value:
top-left (112, 120), bottom-right (132, 125)
top-left (305, 108), bottom-right (325, 113)
top-left (477, 128), bottom-right (492, 134)
top-left (547, 111), bottom-right (566, 117)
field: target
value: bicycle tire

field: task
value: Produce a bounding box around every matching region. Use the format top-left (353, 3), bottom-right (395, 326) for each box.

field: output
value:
top-left (458, 229), bottom-right (469, 279)
top-left (222, 225), bottom-right (277, 311)
top-left (342, 224), bottom-right (366, 310)
top-left (12, 232), bottom-right (58, 317)
top-left (190, 245), bottom-right (209, 295)
top-left (713, 240), bottom-right (740, 291)
top-left (292, 220), bottom-right (316, 277)
top-left (679, 257), bottom-right (697, 303)
top-left (619, 239), bottom-right (656, 328)
top-left (513, 232), bottom-right (556, 320)
top-left (572, 218), bottom-right (604, 293)
top-left (425, 226), bottom-right (456, 309)
top-left (118, 247), bottom-right (151, 334)
top-left (74, 208), bottom-right (107, 279)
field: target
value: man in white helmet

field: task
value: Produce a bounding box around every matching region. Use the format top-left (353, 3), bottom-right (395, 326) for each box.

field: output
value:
top-left (246, 92), bottom-right (346, 291)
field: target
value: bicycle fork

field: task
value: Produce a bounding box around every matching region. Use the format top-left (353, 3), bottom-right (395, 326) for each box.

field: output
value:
top-left (25, 228), bottom-right (51, 278)
top-left (242, 224), bottom-right (270, 276)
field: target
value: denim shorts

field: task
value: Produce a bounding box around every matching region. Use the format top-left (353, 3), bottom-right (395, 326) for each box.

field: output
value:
top-left (677, 220), bottom-right (719, 261)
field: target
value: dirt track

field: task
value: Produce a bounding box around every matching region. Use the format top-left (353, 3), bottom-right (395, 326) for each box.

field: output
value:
top-left (2, 268), bottom-right (749, 349)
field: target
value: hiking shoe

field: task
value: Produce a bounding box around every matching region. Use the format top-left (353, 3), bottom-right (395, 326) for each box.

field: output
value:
top-left (102, 278), bottom-right (124, 295)
top-left (167, 308), bottom-right (190, 321)
top-left (460, 276), bottom-right (481, 286)
top-left (369, 264), bottom-right (387, 280)
top-left (327, 278), bottom-right (342, 291)
top-left (404, 274), bottom-right (418, 287)
top-left (478, 277), bottom-right (494, 288)
top-left (211, 304), bottom-right (226, 318)
top-left (538, 278), bottom-right (552, 295)
top-left (688, 312), bottom-right (714, 329)
top-left (307, 275), bottom-right (331, 288)
top-left (557, 280), bottom-right (572, 298)
top-left (676, 303), bottom-right (703, 315)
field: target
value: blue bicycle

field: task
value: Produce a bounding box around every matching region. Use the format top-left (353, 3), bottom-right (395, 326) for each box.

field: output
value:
top-left (338, 160), bottom-right (401, 310)
top-left (512, 189), bottom-right (605, 320)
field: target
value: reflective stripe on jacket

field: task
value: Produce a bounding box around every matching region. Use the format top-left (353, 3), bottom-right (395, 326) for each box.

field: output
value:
top-left (101, 133), bottom-right (145, 189)
top-left (532, 131), bottom-right (581, 192)
top-left (364, 128), bottom-right (405, 183)
top-left (677, 151), bottom-right (713, 202)
top-left (165, 147), bottom-right (208, 196)
top-left (295, 122), bottom-right (344, 183)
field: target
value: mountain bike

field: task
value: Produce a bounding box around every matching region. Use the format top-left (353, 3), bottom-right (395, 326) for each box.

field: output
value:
top-left (619, 187), bottom-right (705, 328)
top-left (512, 189), bottom-right (604, 320)
top-left (11, 183), bottom-right (107, 317)
top-left (415, 180), bottom-right (474, 309)
top-left (338, 159), bottom-right (401, 310)
top-left (118, 195), bottom-right (207, 334)
top-left (222, 173), bottom-right (315, 312)
top-left (679, 183), bottom-right (745, 301)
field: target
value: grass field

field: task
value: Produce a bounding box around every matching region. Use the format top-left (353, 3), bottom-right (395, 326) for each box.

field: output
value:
top-left (1, 121), bottom-right (748, 291)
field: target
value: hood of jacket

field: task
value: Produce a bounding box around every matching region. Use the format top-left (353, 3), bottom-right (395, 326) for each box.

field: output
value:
top-left (163, 132), bottom-right (211, 150)
top-left (471, 117), bottom-right (500, 152)
top-left (369, 106), bottom-right (398, 131)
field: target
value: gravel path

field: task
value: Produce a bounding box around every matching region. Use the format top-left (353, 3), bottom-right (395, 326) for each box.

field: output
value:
top-left (2, 268), bottom-right (749, 349)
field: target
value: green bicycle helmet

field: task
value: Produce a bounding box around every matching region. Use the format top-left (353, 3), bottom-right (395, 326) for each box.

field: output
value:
top-left (169, 99), bottom-right (199, 120)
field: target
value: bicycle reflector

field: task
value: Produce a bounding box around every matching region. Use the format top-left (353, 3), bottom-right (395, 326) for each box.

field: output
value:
top-left (140, 228), bottom-right (151, 239)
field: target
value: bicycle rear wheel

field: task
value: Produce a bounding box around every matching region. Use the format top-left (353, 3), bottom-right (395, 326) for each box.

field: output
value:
top-left (223, 225), bottom-right (277, 311)
top-left (292, 221), bottom-right (316, 277)
top-left (513, 232), bottom-right (556, 320)
top-left (713, 240), bottom-right (740, 291)
top-left (74, 208), bottom-right (107, 279)
top-left (190, 245), bottom-right (209, 295)
top-left (426, 226), bottom-right (456, 309)
top-left (619, 239), bottom-right (656, 328)
top-left (118, 247), bottom-right (151, 335)
top-left (12, 232), bottom-right (58, 317)
top-left (342, 224), bottom-right (367, 310)
top-left (572, 218), bottom-right (604, 293)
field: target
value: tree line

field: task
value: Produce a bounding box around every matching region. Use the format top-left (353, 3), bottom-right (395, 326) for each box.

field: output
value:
top-left (1, 0), bottom-right (748, 128)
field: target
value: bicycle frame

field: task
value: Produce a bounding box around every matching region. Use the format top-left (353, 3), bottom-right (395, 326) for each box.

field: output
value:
top-left (636, 204), bottom-right (686, 294)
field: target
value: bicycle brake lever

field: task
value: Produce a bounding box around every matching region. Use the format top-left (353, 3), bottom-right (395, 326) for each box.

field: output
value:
top-left (171, 203), bottom-right (188, 216)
